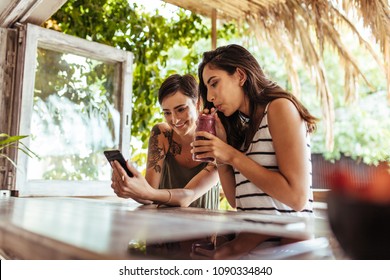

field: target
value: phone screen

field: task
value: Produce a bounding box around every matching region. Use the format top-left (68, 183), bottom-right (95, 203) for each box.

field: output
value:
top-left (104, 150), bottom-right (134, 177)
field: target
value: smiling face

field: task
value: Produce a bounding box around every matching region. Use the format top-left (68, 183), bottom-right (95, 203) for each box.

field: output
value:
top-left (161, 90), bottom-right (198, 137)
top-left (202, 64), bottom-right (248, 116)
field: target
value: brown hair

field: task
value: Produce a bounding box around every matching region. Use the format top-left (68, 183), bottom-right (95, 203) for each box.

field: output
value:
top-left (158, 74), bottom-right (198, 105)
top-left (198, 44), bottom-right (318, 150)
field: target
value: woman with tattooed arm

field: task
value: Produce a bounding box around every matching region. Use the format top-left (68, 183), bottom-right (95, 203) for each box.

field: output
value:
top-left (110, 74), bottom-right (220, 209)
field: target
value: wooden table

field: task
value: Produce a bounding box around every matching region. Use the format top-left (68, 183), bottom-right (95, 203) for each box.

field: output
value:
top-left (0, 196), bottom-right (343, 259)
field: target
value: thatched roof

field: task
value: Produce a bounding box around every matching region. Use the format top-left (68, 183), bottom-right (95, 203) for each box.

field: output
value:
top-left (164, 0), bottom-right (390, 150)
top-left (163, 0), bottom-right (284, 19)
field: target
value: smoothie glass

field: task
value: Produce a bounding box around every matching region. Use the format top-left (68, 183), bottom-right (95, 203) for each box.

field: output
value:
top-left (192, 114), bottom-right (216, 162)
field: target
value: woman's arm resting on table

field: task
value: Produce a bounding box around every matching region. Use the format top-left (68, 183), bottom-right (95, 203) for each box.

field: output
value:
top-left (112, 156), bottom-right (219, 207)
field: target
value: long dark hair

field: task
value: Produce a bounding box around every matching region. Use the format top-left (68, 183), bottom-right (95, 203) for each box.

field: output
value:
top-left (198, 44), bottom-right (318, 150)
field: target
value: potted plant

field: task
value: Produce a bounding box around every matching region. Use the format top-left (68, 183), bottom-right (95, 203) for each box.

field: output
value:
top-left (0, 133), bottom-right (37, 190)
top-left (0, 133), bottom-right (35, 167)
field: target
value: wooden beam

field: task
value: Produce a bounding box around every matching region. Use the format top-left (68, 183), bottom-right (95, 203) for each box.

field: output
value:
top-left (211, 8), bottom-right (217, 50)
top-left (0, 0), bottom-right (37, 28)
top-left (0, 0), bottom-right (67, 28)
top-left (0, 27), bottom-right (18, 189)
top-left (21, 0), bottom-right (68, 26)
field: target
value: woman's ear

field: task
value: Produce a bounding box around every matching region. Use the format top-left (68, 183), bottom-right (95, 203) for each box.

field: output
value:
top-left (236, 68), bottom-right (247, 86)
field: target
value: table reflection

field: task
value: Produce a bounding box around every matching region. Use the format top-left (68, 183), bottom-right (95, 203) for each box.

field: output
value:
top-left (128, 233), bottom-right (235, 259)
top-left (127, 233), bottom-right (332, 260)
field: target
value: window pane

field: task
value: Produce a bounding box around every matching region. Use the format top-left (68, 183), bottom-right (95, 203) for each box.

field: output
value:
top-left (27, 48), bottom-right (120, 181)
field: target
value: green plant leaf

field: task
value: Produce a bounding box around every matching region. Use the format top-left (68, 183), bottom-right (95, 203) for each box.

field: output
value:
top-left (0, 134), bottom-right (28, 147)
top-left (17, 142), bottom-right (40, 159)
top-left (0, 154), bottom-right (18, 168)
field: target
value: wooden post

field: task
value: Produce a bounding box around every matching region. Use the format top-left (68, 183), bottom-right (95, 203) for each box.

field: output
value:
top-left (0, 27), bottom-right (18, 190)
top-left (211, 9), bottom-right (217, 50)
top-left (0, 28), bottom-right (9, 134)
top-left (0, 28), bottom-right (7, 189)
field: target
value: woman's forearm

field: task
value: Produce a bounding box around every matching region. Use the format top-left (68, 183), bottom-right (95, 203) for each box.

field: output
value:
top-left (217, 164), bottom-right (236, 208)
top-left (151, 166), bottom-right (219, 207)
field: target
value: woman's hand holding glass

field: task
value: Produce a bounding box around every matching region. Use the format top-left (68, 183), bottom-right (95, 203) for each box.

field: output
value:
top-left (191, 112), bottom-right (233, 165)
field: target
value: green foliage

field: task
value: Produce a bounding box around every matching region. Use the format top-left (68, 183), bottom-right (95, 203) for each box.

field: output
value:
top-left (308, 40), bottom-right (389, 165)
top-left (0, 133), bottom-right (37, 168)
top-left (50, 0), bottom-right (237, 167)
top-left (311, 91), bottom-right (390, 165)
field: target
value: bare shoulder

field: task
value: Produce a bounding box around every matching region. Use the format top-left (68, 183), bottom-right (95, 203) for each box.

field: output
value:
top-left (149, 123), bottom-right (171, 148)
top-left (151, 123), bottom-right (171, 137)
top-left (268, 98), bottom-right (298, 113)
top-left (267, 98), bottom-right (301, 123)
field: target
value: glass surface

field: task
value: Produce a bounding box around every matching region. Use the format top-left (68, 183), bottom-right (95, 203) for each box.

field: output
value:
top-left (127, 234), bottom-right (236, 260)
top-left (27, 48), bottom-right (121, 181)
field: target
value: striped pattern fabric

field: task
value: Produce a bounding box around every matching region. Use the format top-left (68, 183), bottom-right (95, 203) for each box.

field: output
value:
top-left (234, 103), bottom-right (314, 217)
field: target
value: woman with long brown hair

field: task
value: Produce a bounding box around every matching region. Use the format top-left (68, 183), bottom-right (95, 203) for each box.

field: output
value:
top-left (192, 44), bottom-right (318, 258)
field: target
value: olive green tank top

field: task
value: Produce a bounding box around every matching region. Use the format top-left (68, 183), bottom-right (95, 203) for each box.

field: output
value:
top-left (158, 134), bottom-right (219, 209)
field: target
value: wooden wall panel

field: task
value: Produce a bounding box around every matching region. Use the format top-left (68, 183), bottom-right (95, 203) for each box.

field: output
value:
top-left (0, 27), bottom-right (18, 189)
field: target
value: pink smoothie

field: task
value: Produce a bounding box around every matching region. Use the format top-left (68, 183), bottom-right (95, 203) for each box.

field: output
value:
top-left (193, 114), bottom-right (216, 162)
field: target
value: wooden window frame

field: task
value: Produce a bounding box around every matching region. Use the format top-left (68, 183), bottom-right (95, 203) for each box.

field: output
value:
top-left (14, 23), bottom-right (133, 196)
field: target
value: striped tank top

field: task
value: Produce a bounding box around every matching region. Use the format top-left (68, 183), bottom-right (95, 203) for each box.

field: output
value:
top-left (234, 102), bottom-right (314, 217)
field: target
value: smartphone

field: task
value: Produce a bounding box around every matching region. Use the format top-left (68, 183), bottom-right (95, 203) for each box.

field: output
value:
top-left (104, 149), bottom-right (134, 177)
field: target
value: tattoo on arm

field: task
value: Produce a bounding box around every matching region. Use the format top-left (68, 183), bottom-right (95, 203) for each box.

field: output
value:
top-left (163, 130), bottom-right (171, 139)
top-left (170, 140), bottom-right (182, 156)
top-left (163, 129), bottom-right (182, 157)
top-left (147, 126), bottom-right (165, 173)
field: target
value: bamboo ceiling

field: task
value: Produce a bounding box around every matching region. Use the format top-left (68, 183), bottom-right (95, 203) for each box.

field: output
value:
top-left (163, 0), bottom-right (390, 150)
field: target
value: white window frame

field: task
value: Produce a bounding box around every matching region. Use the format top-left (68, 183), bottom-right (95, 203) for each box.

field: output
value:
top-left (15, 23), bottom-right (133, 196)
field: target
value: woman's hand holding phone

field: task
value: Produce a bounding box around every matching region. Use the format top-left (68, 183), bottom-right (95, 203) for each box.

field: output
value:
top-left (105, 150), bottom-right (153, 205)
top-left (104, 150), bottom-right (134, 177)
